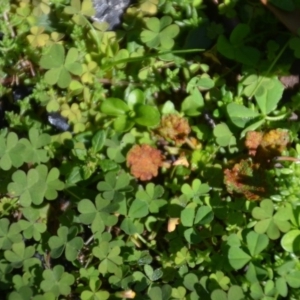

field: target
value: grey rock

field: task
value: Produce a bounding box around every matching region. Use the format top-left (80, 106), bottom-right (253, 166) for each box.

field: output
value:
top-left (48, 112), bottom-right (70, 132)
top-left (92, 0), bottom-right (131, 30)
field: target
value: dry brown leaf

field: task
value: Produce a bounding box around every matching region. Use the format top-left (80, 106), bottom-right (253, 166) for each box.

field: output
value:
top-left (168, 218), bottom-right (180, 232)
top-left (260, 0), bottom-right (300, 35)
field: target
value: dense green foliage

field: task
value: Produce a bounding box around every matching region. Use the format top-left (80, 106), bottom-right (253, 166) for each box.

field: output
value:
top-left (2, 0), bottom-right (300, 299)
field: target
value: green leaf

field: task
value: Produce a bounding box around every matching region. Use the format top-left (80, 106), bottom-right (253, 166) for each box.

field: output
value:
top-left (39, 44), bottom-right (65, 69)
top-left (181, 203), bottom-right (196, 227)
top-left (97, 170), bottom-right (132, 200)
top-left (18, 207), bottom-right (47, 241)
top-left (183, 273), bottom-right (199, 291)
top-left (8, 287), bottom-right (33, 300)
top-left (217, 26), bottom-right (260, 66)
top-left (246, 231), bottom-right (269, 256)
top-left (255, 77), bottom-right (284, 115)
top-left (133, 105), bottom-right (160, 127)
top-left (186, 75), bottom-right (214, 91)
top-left (281, 230), bottom-right (300, 253)
top-left (135, 183), bottom-right (166, 213)
top-left (64, 48), bottom-right (82, 75)
top-left (0, 132), bottom-right (26, 170)
top-left (213, 123), bottom-right (236, 147)
top-left (250, 282), bottom-right (264, 299)
top-left (141, 16), bottom-right (179, 50)
top-left (0, 219), bottom-right (22, 250)
top-left (127, 89), bottom-right (145, 109)
top-left (252, 200), bottom-right (291, 240)
top-left (48, 226), bottom-right (83, 261)
top-left (227, 286), bottom-right (245, 300)
top-left (144, 264), bottom-right (163, 281)
top-left (181, 89), bottom-right (204, 116)
top-left (19, 128), bottom-right (51, 164)
top-left (100, 98), bottom-right (129, 116)
top-left (148, 285), bottom-right (172, 300)
top-left (4, 241), bottom-right (35, 269)
top-left (230, 24), bottom-right (250, 44)
top-left (227, 103), bottom-right (260, 128)
top-left (8, 165), bottom-right (64, 206)
top-left (228, 247), bottom-right (251, 270)
top-left (78, 196), bottom-right (117, 234)
top-left (128, 199), bottom-right (149, 219)
top-left (113, 115), bottom-right (135, 132)
top-left (211, 290), bottom-right (227, 300)
top-left (40, 265), bottom-right (75, 297)
top-left (91, 130), bottom-right (106, 153)
top-left (194, 206), bottom-right (214, 225)
top-left (93, 242), bottom-right (123, 275)
top-left (286, 271), bottom-right (300, 288)
top-left (240, 119), bottom-right (265, 138)
top-left (120, 218), bottom-right (139, 235)
top-left (276, 277), bottom-right (288, 297)
top-left (181, 179), bottom-right (210, 200)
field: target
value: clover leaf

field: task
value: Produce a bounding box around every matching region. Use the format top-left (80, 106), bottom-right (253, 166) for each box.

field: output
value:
top-left (254, 77), bottom-right (284, 115)
top-left (276, 261), bottom-right (300, 293)
top-left (217, 24), bottom-right (260, 66)
top-left (211, 286), bottom-right (244, 300)
top-left (0, 219), bottom-right (22, 250)
top-left (181, 89), bottom-right (204, 117)
top-left (8, 164), bottom-right (65, 207)
top-left (181, 204), bottom-right (214, 227)
top-left (81, 279), bottom-right (109, 300)
top-left (81, 61), bottom-right (98, 84)
top-left (144, 264), bottom-right (163, 281)
top-left (40, 265), bottom-right (75, 297)
top-left (213, 123), bottom-right (237, 148)
top-left (80, 267), bottom-right (100, 284)
top-left (48, 226), bottom-right (83, 261)
top-left (147, 285), bottom-right (172, 300)
top-left (120, 199), bottom-right (149, 235)
top-left (64, 0), bottom-right (95, 26)
top-left (39, 44), bottom-right (83, 88)
top-left (181, 179), bottom-right (210, 203)
top-left (78, 196), bottom-right (118, 234)
top-left (228, 231), bottom-right (269, 270)
top-left (4, 241), bottom-right (35, 269)
top-left (252, 200), bottom-right (291, 240)
top-left (141, 16), bottom-right (179, 49)
top-left (135, 183), bottom-right (167, 213)
top-left (26, 26), bottom-right (49, 48)
top-left (209, 271), bottom-right (230, 291)
top-left (8, 286), bottom-right (34, 300)
top-left (19, 128), bottom-right (51, 164)
top-left (0, 132), bottom-right (26, 171)
top-left (97, 171), bottom-right (132, 201)
top-left (17, 207), bottom-right (47, 241)
top-left (92, 241), bottom-right (123, 275)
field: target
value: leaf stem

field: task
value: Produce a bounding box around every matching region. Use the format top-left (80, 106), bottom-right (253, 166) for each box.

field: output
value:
top-left (65, 188), bottom-right (82, 200)
top-left (102, 49), bottom-right (204, 70)
top-left (265, 113), bottom-right (289, 121)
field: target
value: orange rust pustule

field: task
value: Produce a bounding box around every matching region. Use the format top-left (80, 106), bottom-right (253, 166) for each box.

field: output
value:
top-left (127, 144), bottom-right (164, 181)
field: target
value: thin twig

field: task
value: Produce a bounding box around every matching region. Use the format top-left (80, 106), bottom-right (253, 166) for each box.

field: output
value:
top-left (3, 11), bottom-right (15, 38)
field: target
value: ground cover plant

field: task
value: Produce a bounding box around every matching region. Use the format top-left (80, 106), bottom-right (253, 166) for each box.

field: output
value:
top-left (2, 0), bottom-right (300, 299)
